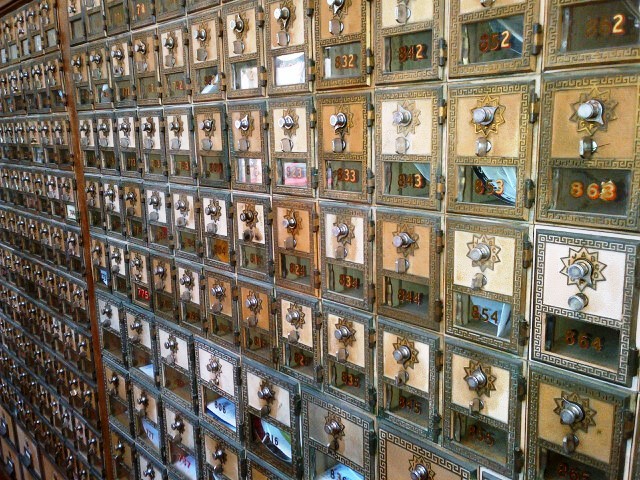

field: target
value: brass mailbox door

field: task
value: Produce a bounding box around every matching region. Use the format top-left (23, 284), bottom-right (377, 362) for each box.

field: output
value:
top-left (125, 306), bottom-right (157, 383)
top-left (302, 388), bottom-right (376, 480)
top-left (70, 46), bottom-right (92, 111)
top-left (104, 361), bottom-right (131, 433)
top-left (449, 0), bottom-right (540, 77)
top-left (319, 202), bottom-right (374, 311)
top-left (172, 188), bottom-right (201, 260)
top-left (323, 300), bottom-right (375, 412)
top-left (103, 179), bottom-right (124, 238)
top-left (156, 0), bottom-right (185, 22)
top-left (264, 0), bottom-right (311, 95)
top-left (163, 402), bottom-right (201, 479)
top-left (79, 114), bottom-right (99, 173)
top-left (39, 0), bottom-right (59, 53)
top-left (97, 294), bottom-right (124, 365)
top-left (68, 0), bottom-right (86, 45)
top-left (195, 104), bottom-right (230, 187)
top-left (110, 426), bottom-right (135, 479)
top-left (139, 110), bottom-right (167, 181)
top-left (378, 423), bottom-right (478, 480)
top-left (537, 70), bottom-right (640, 231)
top-left (150, 254), bottom-right (176, 321)
top-left (204, 268), bottom-right (237, 351)
top-left (108, 36), bottom-right (135, 108)
top-left (116, 111), bottom-right (140, 177)
top-left (131, 379), bottom-right (163, 454)
top-left (200, 188), bottom-right (234, 272)
top-left (88, 42), bottom-right (113, 109)
top-left (376, 207), bottom-right (441, 330)
top-left (109, 240), bottom-right (129, 298)
top-left (273, 197), bottom-right (318, 295)
top-left (130, 0), bottom-right (155, 29)
top-left (189, 10), bottom-right (225, 103)
top-left (375, 86), bottom-right (443, 211)
top-left (235, 194), bottom-right (274, 281)
top-left (377, 317), bottom-right (441, 442)
top-left (201, 427), bottom-right (243, 480)
top-left (145, 184), bottom-right (172, 252)
top-left (129, 246), bottom-right (152, 310)
top-left (527, 365), bottom-right (634, 480)
top-left (446, 218), bottom-right (531, 354)
top-left (314, 0), bottom-right (370, 90)
top-left (238, 278), bottom-right (276, 367)
top-left (159, 21), bottom-right (190, 104)
top-left (276, 290), bottom-right (321, 386)
top-left (533, 228), bottom-right (640, 386)
top-left (90, 235), bottom-right (110, 290)
top-left (96, 114), bottom-right (119, 174)
top-left (545, 0), bottom-right (640, 69)
top-left (166, 107), bottom-right (196, 184)
top-left (317, 93), bottom-right (372, 203)
top-left (84, 0), bottom-right (105, 41)
top-left (242, 360), bottom-right (302, 478)
top-left (447, 81), bottom-right (536, 220)
top-left (444, 339), bottom-right (525, 478)
top-left (176, 261), bottom-right (204, 334)
top-left (157, 322), bottom-right (195, 410)
top-left (132, 29), bottom-right (161, 106)
top-left (195, 339), bottom-right (242, 442)
top-left (373, 0), bottom-right (444, 84)
top-left (269, 97), bottom-right (316, 197)
top-left (105, 0), bottom-right (129, 35)
top-left (222, 0), bottom-right (266, 99)
top-left (123, 181), bottom-right (146, 244)
top-left (228, 101), bottom-right (269, 193)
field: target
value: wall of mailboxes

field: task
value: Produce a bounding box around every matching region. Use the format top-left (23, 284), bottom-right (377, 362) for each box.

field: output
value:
top-left (0, 0), bottom-right (638, 478)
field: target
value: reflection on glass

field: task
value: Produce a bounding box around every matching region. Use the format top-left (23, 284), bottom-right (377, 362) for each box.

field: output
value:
top-left (232, 61), bottom-right (258, 90)
top-left (454, 293), bottom-right (512, 339)
top-left (275, 52), bottom-right (306, 86)
top-left (457, 166), bottom-right (518, 207)
top-left (236, 158), bottom-right (263, 184)
top-left (277, 160), bottom-right (308, 188)
top-left (326, 161), bottom-right (362, 193)
top-left (251, 416), bottom-right (293, 463)
top-left (196, 66), bottom-right (220, 95)
top-left (461, 15), bottom-right (524, 64)
top-left (384, 30), bottom-right (433, 73)
top-left (383, 162), bottom-right (431, 199)
top-left (323, 42), bottom-right (360, 79)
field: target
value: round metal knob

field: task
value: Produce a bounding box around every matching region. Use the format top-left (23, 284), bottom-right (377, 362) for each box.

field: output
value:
top-left (329, 113), bottom-right (347, 129)
top-left (332, 223), bottom-right (349, 238)
top-left (170, 419), bottom-right (183, 431)
top-left (148, 194), bottom-right (160, 207)
top-left (393, 345), bottom-right (412, 363)
top-left (137, 394), bottom-right (148, 407)
top-left (179, 274), bottom-right (192, 287)
top-left (200, 119), bottom-right (214, 131)
top-left (568, 293), bottom-right (589, 311)
top-left (278, 115), bottom-right (295, 130)
top-left (211, 285), bottom-right (225, 298)
top-left (206, 359), bottom-right (220, 372)
top-left (240, 210), bottom-right (254, 223)
top-left (285, 310), bottom-right (300, 324)
top-left (101, 305), bottom-right (112, 317)
top-left (163, 36), bottom-right (174, 49)
top-left (577, 100), bottom-right (603, 121)
top-left (169, 120), bottom-right (180, 132)
top-left (410, 464), bottom-right (430, 480)
top-left (119, 122), bottom-right (130, 134)
top-left (257, 386), bottom-right (273, 401)
top-left (334, 326), bottom-right (352, 341)
top-left (274, 6), bottom-right (290, 20)
top-left (135, 42), bottom-right (146, 54)
top-left (472, 106), bottom-right (496, 125)
top-left (392, 232), bottom-right (414, 248)
top-left (143, 465), bottom-right (155, 478)
top-left (245, 295), bottom-right (259, 309)
top-left (230, 16), bottom-right (244, 33)
top-left (392, 110), bottom-right (412, 127)
top-left (235, 115), bottom-right (250, 131)
top-left (111, 49), bottom-right (123, 60)
top-left (560, 401), bottom-right (584, 425)
top-left (468, 243), bottom-right (491, 262)
top-left (324, 419), bottom-right (342, 436)
top-left (205, 203), bottom-right (219, 216)
top-left (282, 217), bottom-right (297, 229)
top-left (89, 54), bottom-right (101, 64)
top-left (154, 266), bottom-right (165, 277)
top-left (327, 0), bottom-right (345, 7)
top-left (566, 260), bottom-right (592, 281)
top-left (175, 199), bottom-right (187, 212)
top-left (142, 122), bottom-right (153, 132)
top-left (195, 29), bottom-right (207, 41)
top-left (465, 369), bottom-right (487, 390)
top-left (125, 192), bottom-right (136, 202)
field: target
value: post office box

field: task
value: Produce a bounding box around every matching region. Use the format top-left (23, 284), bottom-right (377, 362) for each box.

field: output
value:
top-left (97, 114), bottom-right (119, 173)
top-left (545, 0), bottom-right (640, 70)
top-left (104, 179), bottom-right (125, 238)
top-left (317, 93), bottom-right (373, 203)
top-left (52, 118), bottom-right (73, 169)
top-left (268, 97), bottom-right (316, 197)
top-left (527, 364), bottom-right (634, 480)
top-left (70, 46), bottom-right (92, 111)
top-left (162, 399), bottom-right (201, 480)
top-left (245, 453), bottom-right (290, 480)
top-left (302, 388), bottom-right (375, 479)
top-left (26, 7), bottom-right (42, 55)
top-left (319, 202), bottom-right (374, 311)
top-left (157, 0), bottom-right (185, 21)
top-left (200, 424), bottom-right (243, 480)
top-left (444, 339), bottom-right (525, 478)
top-left (533, 228), bottom-right (640, 386)
top-left (32, 122), bottom-right (48, 165)
top-left (449, 0), bottom-right (541, 77)
top-left (136, 442), bottom-right (167, 480)
top-left (376, 207), bottom-right (442, 329)
top-left (146, 184), bottom-right (173, 253)
top-left (105, 0), bottom-right (130, 35)
top-left (75, 419), bottom-right (103, 469)
top-left (104, 360), bottom-right (133, 434)
top-left (8, 70), bottom-right (25, 114)
top-left (157, 321), bottom-right (196, 410)
top-left (322, 300), bottom-right (375, 412)
top-left (204, 268), bottom-right (238, 352)
top-left (109, 36), bottom-right (135, 108)
top-left (139, 110), bottom-right (167, 181)
top-left (15, 10), bottom-right (28, 58)
top-left (132, 30), bottom-right (161, 105)
top-left (275, 290), bottom-right (321, 386)
top-left (132, 377), bottom-right (164, 457)
top-left (238, 277), bottom-right (276, 367)
top-left (377, 316), bottom-right (441, 442)
top-left (125, 306), bottom-right (157, 385)
top-left (158, 22), bottom-right (190, 105)
top-left (235, 194), bottom-right (274, 281)
top-left (176, 261), bottom-right (203, 334)
top-left (109, 240), bottom-right (129, 299)
top-left (98, 294), bottom-right (125, 365)
top-left (39, 1), bottom-right (58, 53)
top-left (195, 338), bottom-right (242, 441)
top-left (447, 81), bottom-right (537, 220)
top-left (194, 105), bottom-right (230, 187)
top-left (222, 0), bottom-right (266, 99)
top-left (130, 0), bottom-right (155, 29)
top-left (538, 70), bottom-right (640, 231)
top-left (151, 254), bottom-right (177, 321)
top-left (379, 422), bottom-right (477, 480)
top-left (21, 63), bottom-right (38, 114)
top-left (84, 0), bottom-right (105, 41)
top-left (38, 122), bottom-right (56, 166)
top-left (242, 359), bottom-right (302, 478)
top-left (0, 404), bottom-right (15, 446)
top-left (110, 423), bottom-right (137, 480)
top-left (166, 108), bottom-right (195, 184)
top-left (70, 281), bottom-right (89, 325)
top-left (87, 42), bottom-right (112, 109)
top-left (374, 86), bottom-right (444, 210)
top-left (1, 437), bottom-right (22, 480)
top-left (60, 176), bottom-right (78, 223)
top-left (92, 235), bottom-right (111, 290)
top-left (446, 218), bottom-right (531, 354)
top-left (228, 101), bottom-right (269, 193)
top-left (41, 452), bottom-right (63, 480)
top-left (86, 177), bottom-right (104, 233)
top-left (264, 0), bottom-right (311, 95)
top-left (273, 198), bottom-right (318, 295)
top-left (129, 246), bottom-right (152, 310)
top-left (313, 0), bottom-right (370, 89)
top-left (64, 228), bottom-right (84, 277)
top-left (33, 65), bottom-right (50, 113)
top-left (67, 0), bottom-right (86, 45)
top-left (115, 111), bottom-right (140, 178)
top-left (123, 181), bottom-right (146, 244)
top-left (188, 11), bottom-right (224, 103)
top-left (200, 188), bottom-right (234, 272)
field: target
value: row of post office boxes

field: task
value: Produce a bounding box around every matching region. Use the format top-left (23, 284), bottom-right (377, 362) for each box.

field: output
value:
top-left (66, 0), bottom-right (640, 90)
top-left (0, 0), bottom-right (59, 66)
top-left (0, 120), bottom-right (72, 168)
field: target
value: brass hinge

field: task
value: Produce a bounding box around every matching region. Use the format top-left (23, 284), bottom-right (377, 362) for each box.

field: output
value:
top-left (311, 208), bottom-right (319, 232)
top-left (438, 99), bottom-right (447, 125)
top-left (231, 285), bottom-right (238, 301)
top-left (435, 350), bottom-right (444, 370)
top-left (524, 179), bottom-right (535, 209)
top-left (314, 310), bottom-right (323, 330)
top-left (517, 376), bottom-right (527, 402)
top-left (624, 409), bottom-right (635, 439)
top-left (153, 34), bottom-right (159, 52)
top-left (270, 297), bottom-right (279, 315)
top-left (367, 285), bottom-right (376, 304)
top-left (366, 103), bottom-right (374, 127)
top-left (307, 59), bottom-right (316, 83)
top-left (518, 317), bottom-right (529, 346)
top-left (272, 347), bottom-right (279, 365)
top-left (268, 260), bottom-right (275, 277)
top-left (366, 168), bottom-right (375, 194)
top-left (306, 0), bottom-right (314, 16)
top-left (368, 329), bottom-right (376, 348)
top-left (532, 23), bottom-right (543, 55)
top-left (219, 72), bottom-right (226, 91)
top-left (514, 447), bottom-right (525, 474)
top-left (229, 249), bottom-right (236, 267)
top-left (438, 38), bottom-right (447, 67)
top-left (311, 168), bottom-right (319, 190)
top-left (434, 299), bottom-right (443, 322)
top-left (261, 113), bottom-right (269, 130)
top-left (367, 219), bottom-right (375, 242)
top-left (309, 108), bottom-right (317, 128)
top-left (435, 229), bottom-right (444, 254)
top-left (365, 48), bottom-right (374, 74)
top-left (314, 365), bottom-right (323, 383)
top-left (256, 6), bottom-right (265, 28)
top-left (266, 208), bottom-right (273, 225)
top-left (529, 92), bottom-right (540, 124)
top-left (258, 66), bottom-right (267, 88)
top-left (522, 238), bottom-right (533, 269)
top-left (436, 175), bottom-right (445, 201)
top-left (628, 348), bottom-right (639, 377)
